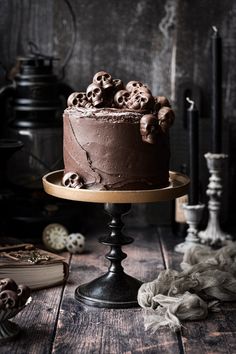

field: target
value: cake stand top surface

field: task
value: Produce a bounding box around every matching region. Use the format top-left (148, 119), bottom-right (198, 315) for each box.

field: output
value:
top-left (42, 170), bottom-right (189, 204)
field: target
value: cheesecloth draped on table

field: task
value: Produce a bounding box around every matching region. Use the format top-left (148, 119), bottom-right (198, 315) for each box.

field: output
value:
top-left (138, 241), bottom-right (236, 332)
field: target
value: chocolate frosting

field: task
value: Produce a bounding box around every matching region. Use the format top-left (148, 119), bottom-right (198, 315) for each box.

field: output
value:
top-left (63, 107), bottom-right (170, 190)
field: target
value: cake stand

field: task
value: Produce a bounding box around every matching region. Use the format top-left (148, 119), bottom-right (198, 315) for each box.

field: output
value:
top-left (43, 170), bottom-right (189, 308)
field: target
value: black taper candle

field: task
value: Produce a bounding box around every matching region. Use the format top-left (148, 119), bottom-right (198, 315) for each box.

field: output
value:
top-left (187, 97), bottom-right (199, 205)
top-left (212, 26), bottom-right (222, 153)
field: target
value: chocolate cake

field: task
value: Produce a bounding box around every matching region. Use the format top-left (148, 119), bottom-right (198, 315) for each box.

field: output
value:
top-left (62, 71), bottom-right (175, 191)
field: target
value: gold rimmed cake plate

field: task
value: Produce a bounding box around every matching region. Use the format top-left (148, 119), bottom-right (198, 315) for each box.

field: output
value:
top-left (42, 170), bottom-right (189, 204)
top-left (42, 170), bottom-right (189, 309)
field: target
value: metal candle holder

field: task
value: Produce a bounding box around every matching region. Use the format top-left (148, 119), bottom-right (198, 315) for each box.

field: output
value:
top-left (198, 152), bottom-right (232, 246)
top-left (175, 203), bottom-right (205, 253)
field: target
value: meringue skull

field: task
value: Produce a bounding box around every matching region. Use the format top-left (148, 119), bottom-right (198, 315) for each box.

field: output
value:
top-left (93, 71), bottom-right (113, 90)
top-left (66, 233), bottom-right (85, 254)
top-left (86, 83), bottom-right (103, 107)
top-left (62, 172), bottom-right (83, 189)
top-left (140, 114), bottom-right (159, 144)
top-left (114, 90), bottom-right (130, 108)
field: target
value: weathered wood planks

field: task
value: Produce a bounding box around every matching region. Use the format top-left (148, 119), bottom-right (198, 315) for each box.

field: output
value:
top-left (52, 225), bottom-right (181, 354)
top-left (0, 224), bottom-right (235, 353)
top-left (158, 226), bottom-right (236, 354)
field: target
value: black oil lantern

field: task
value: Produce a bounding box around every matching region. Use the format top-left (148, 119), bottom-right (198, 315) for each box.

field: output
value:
top-left (5, 54), bottom-right (70, 189)
top-left (0, 53), bottom-right (84, 238)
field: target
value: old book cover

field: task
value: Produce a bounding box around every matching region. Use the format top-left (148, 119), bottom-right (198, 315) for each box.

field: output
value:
top-left (0, 243), bottom-right (69, 290)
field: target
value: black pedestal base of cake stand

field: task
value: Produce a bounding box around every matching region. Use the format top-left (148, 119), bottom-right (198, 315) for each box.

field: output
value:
top-left (75, 203), bottom-right (142, 308)
top-left (42, 170), bottom-right (189, 309)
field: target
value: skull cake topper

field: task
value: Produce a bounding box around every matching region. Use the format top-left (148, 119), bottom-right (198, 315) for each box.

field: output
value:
top-left (154, 96), bottom-right (171, 112)
top-left (86, 83), bottom-right (104, 107)
top-left (93, 71), bottom-right (113, 90)
top-left (158, 106), bottom-right (175, 132)
top-left (66, 71), bottom-right (174, 114)
top-left (114, 90), bottom-right (130, 109)
top-left (126, 81), bottom-right (145, 93)
top-left (67, 92), bottom-right (92, 108)
top-left (127, 90), bottom-right (154, 111)
top-left (112, 78), bottom-right (125, 92)
top-left (140, 114), bottom-right (159, 144)
top-left (67, 92), bottom-right (80, 107)
top-left (131, 86), bottom-right (152, 96)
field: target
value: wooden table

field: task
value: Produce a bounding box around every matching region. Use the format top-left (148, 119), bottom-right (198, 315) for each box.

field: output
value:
top-left (2, 220), bottom-right (236, 354)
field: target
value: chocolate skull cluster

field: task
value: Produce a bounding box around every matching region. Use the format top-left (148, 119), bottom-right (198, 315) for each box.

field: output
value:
top-left (67, 71), bottom-right (175, 137)
top-left (0, 278), bottom-right (31, 310)
top-left (67, 71), bottom-right (156, 112)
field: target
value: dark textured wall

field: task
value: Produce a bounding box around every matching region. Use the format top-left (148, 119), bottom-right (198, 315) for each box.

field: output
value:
top-left (0, 0), bottom-right (235, 224)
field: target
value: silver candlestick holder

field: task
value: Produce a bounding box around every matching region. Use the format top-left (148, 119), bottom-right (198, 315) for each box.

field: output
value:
top-left (175, 203), bottom-right (205, 253)
top-left (198, 152), bottom-right (232, 246)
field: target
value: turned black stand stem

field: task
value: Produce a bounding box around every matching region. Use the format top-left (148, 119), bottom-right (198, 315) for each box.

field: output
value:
top-left (75, 203), bottom-right (142, 308)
